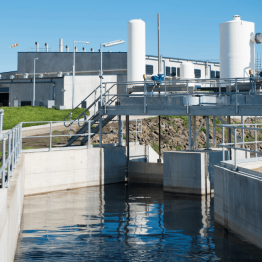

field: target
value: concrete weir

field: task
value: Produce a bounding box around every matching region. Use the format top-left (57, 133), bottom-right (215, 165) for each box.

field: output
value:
top-left (163, 149), bottom-right (228, 195)
top-left (214, 161), bottom-right (262, 250)
top-left (0, 146), bottom-right (127, 261)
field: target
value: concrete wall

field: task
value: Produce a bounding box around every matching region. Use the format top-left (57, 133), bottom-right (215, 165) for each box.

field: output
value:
top-left (0, 155), bottom-right (25, 262)
top-left (214, 164), bottom-right (262, 249)
top-left (129, 144), bottom-right (161, 163)
top-left (24, 146), bottom-right (126, 196)
top-left (17, 52), bottom-right (127, 74)
top-left (128, 161), bottom-right (163, 185)
top-left (164, 149), bottom-right (228, 195)
top-left (63, 75), bottom-right (118, 110)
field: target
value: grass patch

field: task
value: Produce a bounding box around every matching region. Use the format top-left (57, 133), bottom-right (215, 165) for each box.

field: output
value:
top-left (151, 141), bottom-right (159, 154)
top-left (52, 130), bottom-right (60, 133)
top-left (53, 138), bottom-right (60, 143)
top-left (175, 145), bottom-right (183, 151)
top-left (24, 147), bottom-right (35, 150)
top-left (123, 134), bottom-right (126, 140)
top-left (0, 106), bottom-right (89, 130)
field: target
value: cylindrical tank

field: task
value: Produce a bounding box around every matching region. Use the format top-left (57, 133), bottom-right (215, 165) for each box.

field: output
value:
top-left (180, 62), bottom-right (194, 79)
top-left (220, 15), bottom-right (255, 78)
top-left (127, 19), bottom-right (146, 83)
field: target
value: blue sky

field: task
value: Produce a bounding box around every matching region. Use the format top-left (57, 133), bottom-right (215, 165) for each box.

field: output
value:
top-left (1, 0), bottom-right (262, 72)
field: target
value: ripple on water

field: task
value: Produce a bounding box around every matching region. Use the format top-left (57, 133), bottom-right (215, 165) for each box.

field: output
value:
top-left (15, 183), bottom-right (262, 261)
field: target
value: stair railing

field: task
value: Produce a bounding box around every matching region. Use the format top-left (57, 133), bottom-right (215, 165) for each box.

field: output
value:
top-left (63, 84), bottom-right (101, 128)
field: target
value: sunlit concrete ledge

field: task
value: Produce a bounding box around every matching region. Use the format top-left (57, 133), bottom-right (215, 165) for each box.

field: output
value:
top-left (214, 163), bottom-right (262, 249)
top-left (0, 155), bottom-right (25, 262)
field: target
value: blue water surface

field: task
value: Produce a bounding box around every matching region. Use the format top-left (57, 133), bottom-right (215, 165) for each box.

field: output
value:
top-left (15, 183), bottom-right (262, 261)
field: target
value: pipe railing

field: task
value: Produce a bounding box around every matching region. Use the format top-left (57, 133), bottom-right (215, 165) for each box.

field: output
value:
top-left (218, 123), bottom-right (262, 170)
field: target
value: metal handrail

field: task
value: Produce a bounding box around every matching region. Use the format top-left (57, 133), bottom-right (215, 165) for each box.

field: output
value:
top-left (218, 123), bottom-right (262, 170)
top-left (63, 84), bottom-right (101, 126)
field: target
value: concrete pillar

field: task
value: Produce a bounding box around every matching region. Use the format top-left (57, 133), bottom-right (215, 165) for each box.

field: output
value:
top-left (0, 109), bottom-right (4, 139)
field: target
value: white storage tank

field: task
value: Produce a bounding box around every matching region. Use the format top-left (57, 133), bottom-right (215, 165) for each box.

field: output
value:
top-left (180, 62), bottom-right (194, 79)
top-left (127, 19), bottom-right (146, 82)
top-left (220, 15), bottom-right (255, 78)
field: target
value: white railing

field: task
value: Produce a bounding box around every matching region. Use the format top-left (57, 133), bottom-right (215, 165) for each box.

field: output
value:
top-left (218, 123), bottom-right (262, 170)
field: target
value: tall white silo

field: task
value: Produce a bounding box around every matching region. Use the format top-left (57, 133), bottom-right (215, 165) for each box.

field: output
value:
top-left (220, 15), bottom-right (255, 78)
top-left (127, 19), bottom-right (146, 82)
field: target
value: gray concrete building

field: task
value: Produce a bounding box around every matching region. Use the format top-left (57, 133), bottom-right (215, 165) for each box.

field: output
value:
top-left (0, 51), bottom-right (220, 109)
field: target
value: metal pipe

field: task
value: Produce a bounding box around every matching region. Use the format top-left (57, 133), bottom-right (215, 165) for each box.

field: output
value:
top-left (189, 116), bottom-right (192, 150)
top-left (206, 116), bottom-right (209, 149)
top-left (45, 43), bottom-right (48, 52)
top-left (99, 114), bottom-right (102, 147)
top-left (49, 122), bottom-right (52, 151)
top-left (213, 116), bottom-right (216, 147)
top-left (118, 115), bottom-right (121, 146)
top-left (193, 116), bottom-right (196, 149)
top-left (234, 128), bottom-right (237, 170)
top-left (0, 109), bottom-right (4, 139)
top-left (255, 123), bottom-right (257, 158)
top-left (2, 137), bottom-right (6, 188)
top-left (222, 127), bottom-right (225, 161)
top-left (227, 116), bottom-right (231, 159)
top-left (33, 57), bottom-right (38, 106)
top-left (126, 115), bottom-right (130, 167)
top-left (158, 13), bottom-right (161, 74)
top-left (88, 120), bottom-right (91, 148)
top-left (241, 116), bottom-right (244, 148)
top-left (7, 134), bottom-right (11, 187)
top-left (158, 115), bottom-right (161, 162)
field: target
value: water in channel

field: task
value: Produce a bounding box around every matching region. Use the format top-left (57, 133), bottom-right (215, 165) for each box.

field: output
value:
top-left (15, 183), bottom-right (262, 261)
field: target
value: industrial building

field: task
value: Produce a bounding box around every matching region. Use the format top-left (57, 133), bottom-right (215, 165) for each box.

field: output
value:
top-left (0, 42), bottom-right (220, 109)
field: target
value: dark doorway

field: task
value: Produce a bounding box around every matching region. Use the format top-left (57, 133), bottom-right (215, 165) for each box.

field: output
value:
top-left (21, 101), bottom-right (32, 106)
top-left (0, 93), bottom-right (9, 106)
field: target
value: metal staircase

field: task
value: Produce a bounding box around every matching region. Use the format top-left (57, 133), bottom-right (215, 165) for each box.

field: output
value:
top-left (64, 83), bottom-right (118, 146)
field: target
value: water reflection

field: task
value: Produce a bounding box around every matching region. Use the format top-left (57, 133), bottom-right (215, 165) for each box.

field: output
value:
top-left (15, 183), bottom-right (262, 261)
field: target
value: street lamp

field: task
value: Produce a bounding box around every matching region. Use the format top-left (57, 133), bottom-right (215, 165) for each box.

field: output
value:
top-left (33, 57), bottom-right (38, 106)
top-left (72, 41), bottom-right (89, 109)
top-left (99, 40), bottom-right (125, 103)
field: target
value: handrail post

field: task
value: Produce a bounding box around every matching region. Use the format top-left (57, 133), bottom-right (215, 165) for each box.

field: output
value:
top-left (15, 127), bottom-right (18, 164)
top-left (234, 128), bottom-right (237, 170)
top-left (0, 109), bottom-right (4, 139)
top-left (88, 120), bottom-right (91, 148)
top-left (222, 126), bottom-right (225, 161)
top-left (12, 129), bottom-right (15, 172)
top-left (50, 122), bottom-right (52, 151)
top-left (255, 123), bottom-right (257, 158)
top-left (7, 134), bottom-right (11, 187)
top-left (135, 119), bottom-right (137, 145)
top-left (235, 79), bottom-right (238, 113)
top-left (94, 90), bottom-right (97, 113)
top-left (189, 116), bottom-right (192, 150)
top-left (2, 137), bottom-right (6, 188)
top-left (213, 116), bottom-right (216, 147)
top-left (118, 115), bottom-right (122, 146)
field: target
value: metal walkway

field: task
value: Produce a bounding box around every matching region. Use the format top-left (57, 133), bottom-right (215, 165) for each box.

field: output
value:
top-left (64, 77), bottom-right (262, 146)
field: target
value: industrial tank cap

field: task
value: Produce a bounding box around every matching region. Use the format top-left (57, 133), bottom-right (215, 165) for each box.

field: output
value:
top-left (233, 15), bottom-right (241, 20)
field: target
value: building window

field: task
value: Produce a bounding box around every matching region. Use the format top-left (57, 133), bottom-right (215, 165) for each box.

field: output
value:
top-left (177, 67), bottom-right (180, 77)
top-left (194, 69), bottom-right (201, 78)
top-left (146, 65), bottom-right (153, 75)
top-left (216, 71), bottom-right (220, 78)
top-left (166, 67), bottom-right (170, 76)
top-left (171, 67), bottom-right (176, 76)
top-left (211, 70), bottom-right (216, 78)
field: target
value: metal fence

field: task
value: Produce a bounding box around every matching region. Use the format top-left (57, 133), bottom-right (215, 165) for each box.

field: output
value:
top-left (0, 113), bottom-right (142, 188)
top-left (218, 123), bottom-right (262, 170)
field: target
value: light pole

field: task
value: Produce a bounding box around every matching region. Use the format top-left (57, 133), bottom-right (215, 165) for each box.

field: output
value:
top-left (99, 40), bottom-right (125, 104)
top-left (72, 41), bottom-right (89, 109)
top-left (33, 57), bottom-right (38, 106)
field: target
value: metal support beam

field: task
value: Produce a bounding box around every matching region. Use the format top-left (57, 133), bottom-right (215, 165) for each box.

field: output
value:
top-left (126, 115), bottom-right (129, 166)
top-left (192, 117), bottom-right (206, 148)
top-left (213, 116), bottom-right (216, 147)
top-left (241, 116), bottom-right (244, 149)
top-left (189, 116), bottom-right (192, 150)
top-left (206, 116), bottom-right (209, 149)
top-left (158, 115), bottom-right (161, 162)
top-left (99, 114), bottom-right (102, 147)
top-left (227, 116), bottom-right (231, 159)
top-left (118, 115), bottom-right (121, 146)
